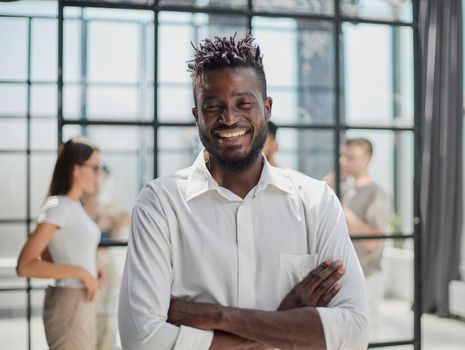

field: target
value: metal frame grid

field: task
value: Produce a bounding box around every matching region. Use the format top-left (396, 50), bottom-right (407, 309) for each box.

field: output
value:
top-left (0, 0), bottom-right (422, 349)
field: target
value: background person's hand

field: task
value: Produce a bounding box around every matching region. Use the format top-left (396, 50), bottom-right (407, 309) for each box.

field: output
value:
top-left (79, 268), bottom-right (98, 301)
top-left (277, 259), bottom-right (345, 311)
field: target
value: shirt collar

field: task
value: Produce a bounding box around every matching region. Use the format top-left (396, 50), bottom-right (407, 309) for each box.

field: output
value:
top-left (256, 155), bottom-right (294, 196)
top-left (185, 150), bottom-right (214, 202)
top-left (185, 149), bottom-right (293, 202)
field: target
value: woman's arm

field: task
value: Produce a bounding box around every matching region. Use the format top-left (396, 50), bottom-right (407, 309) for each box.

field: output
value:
top-left (16, 223), bottom-right (98, 301)
top-left (41, 247), bottom-right (53, 262)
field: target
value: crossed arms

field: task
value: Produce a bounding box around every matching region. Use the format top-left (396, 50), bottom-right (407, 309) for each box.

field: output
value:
top-left (167, 260), bottom-right (345, 350)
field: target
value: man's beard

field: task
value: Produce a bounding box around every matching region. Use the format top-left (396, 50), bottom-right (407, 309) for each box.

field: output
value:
top-left (199, 123), bottom-right (268, 173)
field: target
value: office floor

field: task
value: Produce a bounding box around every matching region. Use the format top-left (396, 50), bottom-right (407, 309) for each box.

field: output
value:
top-left (375, 299), bottom-right (465, 349)
top-left (421, 314), bottom-right (465, 350)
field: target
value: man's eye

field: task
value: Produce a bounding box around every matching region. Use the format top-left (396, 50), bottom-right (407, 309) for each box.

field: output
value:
top-left (238, 102), bottom-right (251, 108)
top-left (205, 105), bottom-right (220, 112)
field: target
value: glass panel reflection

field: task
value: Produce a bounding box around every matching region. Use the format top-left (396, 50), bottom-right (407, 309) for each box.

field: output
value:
top-left (0, 18), bottom-right (28, 81)
top-left (88, 21), bottom-right (140, 84)
top-left (0, 85), bottom-right (27, 117)
top-left (31, 18), bottom-right (57, 82)
top-left (341, 0), bottom-right (413, 22)
top-left (31, 118), bottom-right (57, 151)
top-left (253, 17), bottom-right (335, 125)
top-left (63, 18), bottom-right (82, 83)
top-left (63, 9), bottom-right (154, 122)
top-left (275, 128), bottom-right (334, 180)
top-left (342, 23), bottom-right (414, 127)
top-left (158, 126), bottom-right (200, 177)
top-left (159, 0), bottom-right (247, 9)
top-left (0, 224), bottom-right (27, 289)
top-left (0, 0), bottom-right (57, 17)
top-left (0, 155), bottom-right (26, 219)
top-left (63, 84), bottom-right (81, 119)
top-left (159, 12), bottom-right (248, 84)
top-left (31, 84), bottom-right (57, 118)
top-left (158, 85), bottom-right (194, 122)
top-left (64, 0), bottom-right (155, 7)
top-left (0, 118), bottom-right (27, 150)
top-left (0, 291), bottom-right (28, 349)
top-left (254, 0), bottom-right (333, 15)
top-left (86, 86), bottom-right (143, 120)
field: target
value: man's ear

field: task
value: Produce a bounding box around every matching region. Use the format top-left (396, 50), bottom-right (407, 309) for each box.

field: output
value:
top-left (264, 97), bottom-right (273, 121)
top-left (192, 106), bottom-right (199, 123)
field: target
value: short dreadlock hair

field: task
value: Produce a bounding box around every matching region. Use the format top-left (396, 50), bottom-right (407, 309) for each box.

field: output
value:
top-left (187, 33), bottom-right (267, 104)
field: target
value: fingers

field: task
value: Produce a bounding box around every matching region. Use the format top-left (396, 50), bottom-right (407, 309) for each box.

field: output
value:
top-left (302, 260), bottom-right (342, 289)
top-left (311, 265), bottom-right (344, 304)
top-left (301, 260), bottom-right (345, 305)
top-left (86, 278), bottom-right (98, 302)
top-left (277, 259), bottom-right (346, 311)
top-left (317, 282), bottom-right (342, 307)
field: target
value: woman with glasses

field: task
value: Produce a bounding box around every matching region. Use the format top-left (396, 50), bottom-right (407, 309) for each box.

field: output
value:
top-left (16, 136), bottom-right (104, 350)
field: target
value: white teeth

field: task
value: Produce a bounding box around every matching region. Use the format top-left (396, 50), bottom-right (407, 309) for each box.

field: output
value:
top-left (218, 129), bottom-right (247, 138)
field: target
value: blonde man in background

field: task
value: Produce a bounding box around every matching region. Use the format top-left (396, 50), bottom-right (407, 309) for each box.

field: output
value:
top-left (327, 137), bottom-right (393, 338)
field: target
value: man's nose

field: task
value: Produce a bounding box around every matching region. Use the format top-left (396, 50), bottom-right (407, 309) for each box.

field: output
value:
top-left (219, 106), bottom-right (239, 126)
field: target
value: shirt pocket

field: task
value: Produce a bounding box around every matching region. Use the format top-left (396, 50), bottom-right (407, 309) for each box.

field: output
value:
top-left (278, 253), bottom-right (319, 302)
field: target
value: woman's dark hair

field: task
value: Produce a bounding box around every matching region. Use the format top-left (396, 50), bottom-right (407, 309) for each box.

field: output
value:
top-left (48, 136), bottom-right (99, 197)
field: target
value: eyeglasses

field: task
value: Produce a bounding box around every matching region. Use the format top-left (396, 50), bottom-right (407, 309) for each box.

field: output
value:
top-left (81, 163), bottom-right (106, 174)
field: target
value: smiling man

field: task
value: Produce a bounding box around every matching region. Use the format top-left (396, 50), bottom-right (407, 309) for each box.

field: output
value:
top-left (118, 34), bottom-right (368, 350)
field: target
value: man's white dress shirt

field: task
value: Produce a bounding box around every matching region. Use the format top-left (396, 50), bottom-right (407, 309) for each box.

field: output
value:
top-left (118, 151), bottom-right (368, 350)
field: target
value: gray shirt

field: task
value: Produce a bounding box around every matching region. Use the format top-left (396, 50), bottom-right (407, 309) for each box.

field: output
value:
top-left (341, 180), bottom-right (393, 277)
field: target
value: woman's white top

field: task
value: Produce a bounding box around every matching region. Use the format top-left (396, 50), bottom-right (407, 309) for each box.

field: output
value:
top-left (38, 195), bottom-right (101, 288)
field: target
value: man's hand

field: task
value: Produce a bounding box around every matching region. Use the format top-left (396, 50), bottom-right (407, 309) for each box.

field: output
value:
top-left (278, 259), bottom-right (344, 311)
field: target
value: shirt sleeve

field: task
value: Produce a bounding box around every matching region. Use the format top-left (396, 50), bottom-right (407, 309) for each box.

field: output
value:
top-left (117, 189), bottom-right (214, 350)
top-left (37, 197), bottom-right (67, 228)
top-left (314, 184), bottom-right (369, 350)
